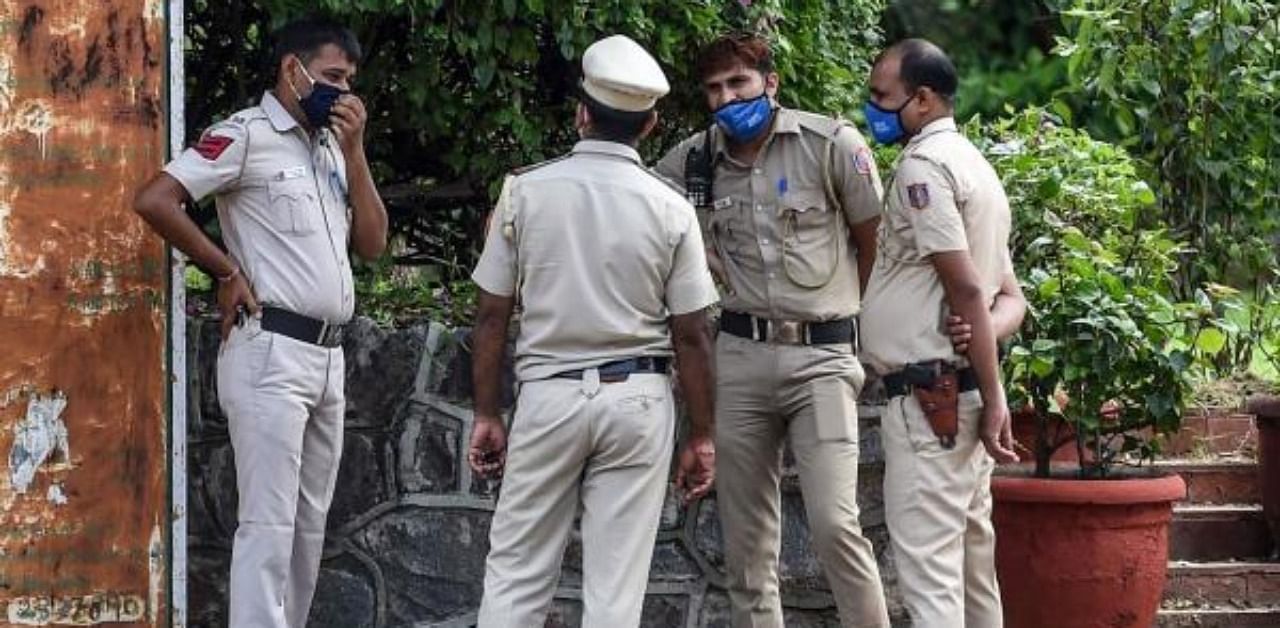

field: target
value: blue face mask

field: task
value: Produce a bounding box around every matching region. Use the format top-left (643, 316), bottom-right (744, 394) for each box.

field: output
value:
top-left (294, 64), bottom-right (347, 129)
top-left (863, 98), bottom-right (911, 145)
top-left (714, 94), bottom-right (774, 143)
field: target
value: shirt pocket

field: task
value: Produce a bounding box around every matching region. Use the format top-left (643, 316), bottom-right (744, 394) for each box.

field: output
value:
top-left (707, 197), bottom-right (752, 263)
top-left (781, 189), bottom-right (842, 288)
top-left (267, 175), bottom-right (318, 236)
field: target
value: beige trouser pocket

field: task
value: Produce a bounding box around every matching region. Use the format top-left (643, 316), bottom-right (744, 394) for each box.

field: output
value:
top-left (812, 376), bottom-right (859, 442)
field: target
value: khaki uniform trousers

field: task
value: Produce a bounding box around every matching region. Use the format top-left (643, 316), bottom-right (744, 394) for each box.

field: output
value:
top-left (881, 389), bottom-right (1003, 628)
top-left (217, 319), bottom-right (346, 628)
top-left (714, 334), bottom-right (889, 628)
top-left (478, 371), bottom-right (675, 628)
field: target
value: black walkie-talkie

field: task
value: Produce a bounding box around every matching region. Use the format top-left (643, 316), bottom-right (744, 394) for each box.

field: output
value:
top-left (683, 127), bottom-right (715, 209)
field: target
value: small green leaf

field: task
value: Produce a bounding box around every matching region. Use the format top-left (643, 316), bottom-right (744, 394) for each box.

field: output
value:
top-left (1195, 328), bottom-right (1227, 355)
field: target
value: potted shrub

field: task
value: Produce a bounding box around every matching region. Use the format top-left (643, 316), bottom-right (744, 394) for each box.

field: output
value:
top-left (977, 109), bottom-right (1201, 628)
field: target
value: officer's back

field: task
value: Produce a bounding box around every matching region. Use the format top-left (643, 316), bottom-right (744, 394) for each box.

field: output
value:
top-left (504, 143), bottom-right (697, 379)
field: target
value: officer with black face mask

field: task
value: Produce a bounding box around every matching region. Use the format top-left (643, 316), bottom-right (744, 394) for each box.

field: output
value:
top-left (133, 18), bottom-right (387, 628)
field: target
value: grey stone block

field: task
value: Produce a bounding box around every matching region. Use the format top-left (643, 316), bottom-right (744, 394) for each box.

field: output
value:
top-left (698, 590), bottom-right (731, 628)
top-left (344, 319), bottom-right (426, 429)
top-left (693, 495), bottom-right (726, 576)
top-left (188, 441), bottom-right (237, 546)
top-left (543, 597), bottom-right (582, 627)
top-left (354, 506), bottom-right (490, 625)
top-left (650, 539), bottom-right (701, 581)
top-left (641, 593), bottom-right (692, 626)
top-left (187, 547), bottom-right (230, 628)
top-left (396, 401), bottom-right (461, 494)
top-left (329, 432), bottom-right (393, 532)
top-left (189, 316), bottom-right (227, 439)
top-left (307, 555), bottom-right (378, 628)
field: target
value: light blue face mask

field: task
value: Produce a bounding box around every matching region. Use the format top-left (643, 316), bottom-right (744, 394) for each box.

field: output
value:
top-left (714, 93), bottom-right (774, 142)
top-left (863, 98), bottom-right (911, 145)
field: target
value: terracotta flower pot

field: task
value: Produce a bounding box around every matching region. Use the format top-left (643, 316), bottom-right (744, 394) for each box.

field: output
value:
top-left (1247, 394), bottom-right (1280, 558)
top-left (992, 471), bottom-right (1187, 628)
top-left (1011, 407), bottom-right (1080, 463)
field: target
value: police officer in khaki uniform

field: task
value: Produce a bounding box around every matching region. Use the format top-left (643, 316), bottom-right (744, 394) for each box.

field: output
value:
top-left (655, 34), bottom-right (890, 628)
top-left (133, 19), bottom-right (387, 628)
top-left (467, 35), bottom-right (719, 628)
top-left (860, 39), bottom-right (1025, 628)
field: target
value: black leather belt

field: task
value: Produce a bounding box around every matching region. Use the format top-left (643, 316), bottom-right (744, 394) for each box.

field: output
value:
top-left (553, 356), bottom-right (670, 383)
top-left (259, 306), bottom-right (347, 348)
top-left (882, 362), bottom-right (979, 398)
top-left (719, 310), bottom-right (856, 345)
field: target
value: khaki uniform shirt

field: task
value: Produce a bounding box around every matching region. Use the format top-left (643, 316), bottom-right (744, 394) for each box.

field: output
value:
top-left (472, 140), bottom-right (719, 382)
top-left (165, 91), bottom-right (354, 323)
top-left (860, 118), bottom-right (1013, 375)
top-left (655, 108), bottom-right (883, 321)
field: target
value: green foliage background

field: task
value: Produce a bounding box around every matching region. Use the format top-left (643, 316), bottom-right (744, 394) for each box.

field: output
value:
top-left (183, 1), bottom-right (1277, 388)
top-left (184, 0), bottom-right (886, 325)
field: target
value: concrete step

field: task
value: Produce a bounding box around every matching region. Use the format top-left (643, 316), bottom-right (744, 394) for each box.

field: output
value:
top-left (1157, 458), bottom-right (1261, 505)
top-left (1156, 606), bottom-right (1280, 627)
top-left (1164, 561), bottom-right (1280, 608)
top-left (1171, 504), bottom-right (1274, 561)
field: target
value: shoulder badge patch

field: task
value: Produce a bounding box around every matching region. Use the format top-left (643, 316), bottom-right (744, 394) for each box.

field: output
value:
top-left (853, 146), bottom-right (874, 175)
top-left (907, 183), bottom-right (930, 210)
top-left (194, 133), bottom-right (234, 161)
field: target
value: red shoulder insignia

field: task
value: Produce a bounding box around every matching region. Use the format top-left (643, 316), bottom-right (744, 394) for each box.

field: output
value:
top-left (194, 133), bottom-right (234, 161)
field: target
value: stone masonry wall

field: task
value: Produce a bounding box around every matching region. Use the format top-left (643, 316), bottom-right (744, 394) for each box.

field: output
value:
top-left (185, 316), bottom-right (908, 627)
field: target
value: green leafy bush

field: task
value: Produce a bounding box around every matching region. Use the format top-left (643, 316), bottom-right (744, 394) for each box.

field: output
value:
top-left (979, 108), bottom-right (1203, 478)
top-left (1050, 0), bottom-right (1280, 375)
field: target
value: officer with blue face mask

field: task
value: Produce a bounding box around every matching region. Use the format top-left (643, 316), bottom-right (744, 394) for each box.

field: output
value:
top-left (656, 32), bottom-right (890, 628)
top-left (861, 38), bottom-right (1026, 628)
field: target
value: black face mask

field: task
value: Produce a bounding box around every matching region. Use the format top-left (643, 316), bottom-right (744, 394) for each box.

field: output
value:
top-left (291, 63), bottom-right (347, 129)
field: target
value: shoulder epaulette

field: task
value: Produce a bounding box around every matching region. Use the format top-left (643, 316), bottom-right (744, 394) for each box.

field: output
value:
top-left (793, 110), bottom-right (850, 139)
top-left (642, 167), bottom-right (687, 197)
top-left (509, 154), bottom-right (572, 177)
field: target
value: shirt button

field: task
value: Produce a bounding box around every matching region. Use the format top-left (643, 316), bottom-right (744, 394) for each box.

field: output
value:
top-left (753, 168), bottom-right (763, 175)
top-left (768, 272), bottom-right (776, 279)
top-left (755, 204), bottom-right (763, 212)
top-left (761, 239), bottom-right (770, 245)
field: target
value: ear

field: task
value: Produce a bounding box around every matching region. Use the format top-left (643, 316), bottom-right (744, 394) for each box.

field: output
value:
top-left (764, 72), bottom-right (781, 99)
top-left (638, 110), bottom-right (659, 140)
top-left (916, 86), bottom-right (942, 114)
top-left (575, 103), bottom-right (590, 132)
top-left (279, 53), bottom-right (300, 84)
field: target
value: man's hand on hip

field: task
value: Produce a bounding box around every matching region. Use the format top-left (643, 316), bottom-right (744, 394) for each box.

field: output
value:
top-left (217, 273), bottom-right (260, 341)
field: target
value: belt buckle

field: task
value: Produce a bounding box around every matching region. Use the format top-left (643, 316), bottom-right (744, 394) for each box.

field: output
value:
top-left (317, 321), bottom-right (343, 347)
top-left (771, 320), bottom-right (804, 345)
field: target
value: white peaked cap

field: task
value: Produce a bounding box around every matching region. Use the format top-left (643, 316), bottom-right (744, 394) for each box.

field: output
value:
top-left (581, 34), bottom-right (670, 112)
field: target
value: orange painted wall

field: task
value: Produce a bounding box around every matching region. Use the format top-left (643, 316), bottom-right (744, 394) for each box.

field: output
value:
top-left (0, 1), bottom-right (169, 625)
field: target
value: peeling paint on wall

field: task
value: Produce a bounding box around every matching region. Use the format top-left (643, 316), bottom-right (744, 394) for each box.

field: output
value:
top-left (8, 390), bottom-right (70, 495)
top-left (45, 482), bottom-right (65, 505)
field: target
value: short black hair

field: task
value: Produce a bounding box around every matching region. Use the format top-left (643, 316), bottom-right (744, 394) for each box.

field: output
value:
top-left (884, 38), bottom-right (957, 103)
top-left (696, 32), bottom-right (774, 82)
top-left (580, 90), bottom-right (653, 145)
top-left (270, 18), bottom-right (362, 73)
